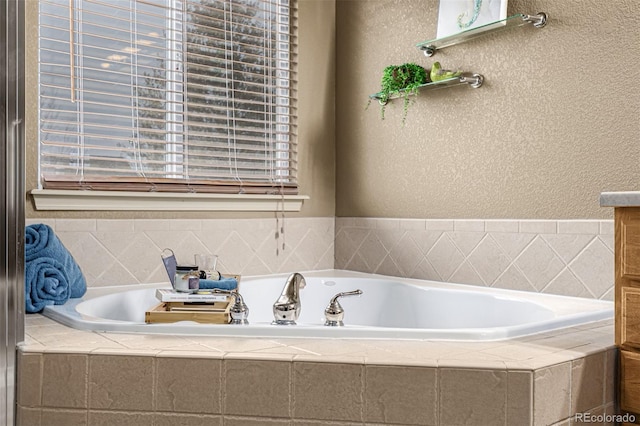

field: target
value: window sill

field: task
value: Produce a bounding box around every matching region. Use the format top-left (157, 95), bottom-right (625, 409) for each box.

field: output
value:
top-left (30, 189), bottom-right (308, 212)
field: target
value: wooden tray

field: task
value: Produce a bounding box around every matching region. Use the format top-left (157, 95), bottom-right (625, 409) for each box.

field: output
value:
top-left (145, 301), bottom-right (231, 324)
top-left (145, 272), bottom-right (240, 324)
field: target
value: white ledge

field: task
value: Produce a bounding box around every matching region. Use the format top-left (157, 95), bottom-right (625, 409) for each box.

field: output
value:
top-left (31, 189), bottom-right (308, 212)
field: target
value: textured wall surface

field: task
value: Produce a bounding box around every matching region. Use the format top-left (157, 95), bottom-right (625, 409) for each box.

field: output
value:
top-left (336, 0), bottom-right (640, 219)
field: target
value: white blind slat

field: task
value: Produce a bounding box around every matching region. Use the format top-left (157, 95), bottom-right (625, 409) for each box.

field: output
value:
top-left (39, 0), bottom-right (297, 192)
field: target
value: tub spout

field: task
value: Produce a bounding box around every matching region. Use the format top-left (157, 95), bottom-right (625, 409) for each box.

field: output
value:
top-left (272, 272), bottom-right (306, 325)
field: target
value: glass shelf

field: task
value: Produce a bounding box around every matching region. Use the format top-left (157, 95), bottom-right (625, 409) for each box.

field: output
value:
top-left (369, 74), bottom-right (484, 104)
top-left (416, 12), bottom-right (547, 56)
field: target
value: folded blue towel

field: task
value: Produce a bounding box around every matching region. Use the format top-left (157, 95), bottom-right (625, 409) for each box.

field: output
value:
top-left (25, 224), bottom-right (87, 311)
top-left (24, 257), bottom-right (71, 313)
top-left (198, 277), bottom-right (238, 291)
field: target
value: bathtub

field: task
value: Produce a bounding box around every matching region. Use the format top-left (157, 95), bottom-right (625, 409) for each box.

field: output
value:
top-left (41, 270), bottom-right (613, 341)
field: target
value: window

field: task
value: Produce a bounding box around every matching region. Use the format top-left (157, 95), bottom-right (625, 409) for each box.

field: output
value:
top-left (37, 0), bottom-right (297, 197)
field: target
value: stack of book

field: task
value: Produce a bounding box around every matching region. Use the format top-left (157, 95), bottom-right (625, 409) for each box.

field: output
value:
top-left (145, 288), bottom-right (232, 324)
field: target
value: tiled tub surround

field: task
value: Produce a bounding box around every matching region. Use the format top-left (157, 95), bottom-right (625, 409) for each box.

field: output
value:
top-left (336, 218), bottom-right (614, 301)
top-left (26, 217), bottom-right (614, 302)
top-left (20, 217), bottom-right (618, 425)
top-left (19, 315), bottom-right (615, 426)
top-left (24, 217), bottom-right (335, 287)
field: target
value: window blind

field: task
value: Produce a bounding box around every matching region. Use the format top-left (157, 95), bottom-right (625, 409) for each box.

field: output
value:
top-left (38, 0), bottom-right (298, 195)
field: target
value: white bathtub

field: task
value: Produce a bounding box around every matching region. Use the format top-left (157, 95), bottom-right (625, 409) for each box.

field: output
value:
top-left (41, 270), bottom-right (613, 341)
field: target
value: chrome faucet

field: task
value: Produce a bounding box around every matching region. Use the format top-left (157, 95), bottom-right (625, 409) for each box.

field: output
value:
top-left (272, 272), bottom-right (306, 325)
top-left (228, 292), bottom-right (250, 325)
top-left (324, 290), bottom-right (363, 326)
top-left (213, 289), bottom-right (249, 325)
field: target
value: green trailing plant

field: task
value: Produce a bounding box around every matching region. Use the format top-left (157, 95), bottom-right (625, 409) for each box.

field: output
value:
top-left (368, 63), bottom-right (429, 125)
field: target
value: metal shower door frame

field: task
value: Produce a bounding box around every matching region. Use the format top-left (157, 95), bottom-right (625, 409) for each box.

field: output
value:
top-left (1, 0), bottom-right (25, 425)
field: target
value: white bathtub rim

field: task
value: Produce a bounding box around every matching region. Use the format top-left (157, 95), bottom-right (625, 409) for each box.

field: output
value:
top-left (42, 299), bottom-right (611, 342)
top-left (41, 270), bottom-right (613, 342)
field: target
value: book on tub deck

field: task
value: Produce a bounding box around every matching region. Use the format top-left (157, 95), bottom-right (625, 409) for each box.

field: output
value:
top-left (155, 288), bottom-right (229, 303)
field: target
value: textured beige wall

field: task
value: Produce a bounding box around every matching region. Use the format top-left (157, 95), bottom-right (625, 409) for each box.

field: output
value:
top-left (336, 0), bottom-right (640, 219)
top-left (24, 0), bottom-right (336, 219)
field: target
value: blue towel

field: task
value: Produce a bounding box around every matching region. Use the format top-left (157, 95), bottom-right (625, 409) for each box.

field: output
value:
top-left (25, 224), bottom-right (87, 312)
top-left (24, 257), bottom-right (71, 313)
top-left (198, 277), bottom-right (238, 291)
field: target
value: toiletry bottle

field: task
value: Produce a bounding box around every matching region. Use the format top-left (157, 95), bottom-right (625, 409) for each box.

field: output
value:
top-left (174, 265), bottom-right (199, 293)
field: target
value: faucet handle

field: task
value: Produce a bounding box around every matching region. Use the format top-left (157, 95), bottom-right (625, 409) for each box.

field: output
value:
top-left (213, 289), bottom-right (249, 324)
top-left (324, 290), bottom-right (363, 327)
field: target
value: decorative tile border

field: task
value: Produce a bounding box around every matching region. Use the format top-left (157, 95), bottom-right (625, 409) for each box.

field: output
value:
top-left (335, 218), bottom-right (614, 300)
top-left (26, 216), bottom-right (615, 300)
top-left (26, 217), bottom-right (335, 288)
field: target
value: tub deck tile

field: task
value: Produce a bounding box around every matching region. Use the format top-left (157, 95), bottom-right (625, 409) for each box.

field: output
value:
top-left (19, 316), bottom-right (616, 426)
top-left (20, 315), bottom-right (614, 370)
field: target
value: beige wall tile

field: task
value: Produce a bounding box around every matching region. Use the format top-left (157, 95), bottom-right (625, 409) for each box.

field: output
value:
top-left (364, 365), bottom-right (437, 425)
top-left (572, 352), bottom-right (605, 414)
top-left (447, 232), bottom-right (485, 256)
top-left (96, 219), bottom-right (135, 233)
top-left (507, 371), bottom-right (532, 426)
top-left (453, 220), bottom-right (485, 232)
top-left (18, 352), bottom-right (42, 407)
top-left (293, 362), bottom-right (363, 422)
top-left (533, 362), bottom-right (571, 425)
top-left (133, 219), bottom-right (175, 231)
top-left (338, 218), bottom-right (616, 299)
top-left (515, 237), bottom-right (565, 291)
top-left (557, 220), bottom-right (600, 235)
top-left (568, 239), bottom-right (614, 299)
top-left (519, 221), bottom-right (558, 235)
top-left (88, 355), bottom-right (154, 411)
top-left (603, 402), bottom-right (616, 416)
top-left (467, 236), bottom-right (510, 285)
top-left (439, 368), bottom-right (507, 425)
top-left (225, 417), bottom-right (290, 426)
top-left (56, 219), bottom-right (96, 232)
top-left (154, 413), bottom-right (222, 426)
top-left (426, 235), bottom-right (464, 281)
top-left (400, 219), bottom-right (427, 230)
top-left (604, 348), bottom-right (617, 405)
top-left (600, 221), bottom-right (614, 235)
top-left (485, 220), bottom-right (519, 233)
top-left (50, 217), bottom-right (335, 287)
top-left (155, 357), bottom-right (221, 414)
top-left (223, 359), bottom-right (290, 418)
top-left (40, 408), bottom-right (87, 426)
top-left (542, 234), bottom-right (594, 264)
top-left (42, 354), bottom-right (87, 409)
top-left (390, 234), bottom-right (423, 276)
top-left (17, 406), bottom-right (41, 426)
top-left (87, 411), bottom-right (154, 426)
top-left (425, 220), bottom-right (454, 232)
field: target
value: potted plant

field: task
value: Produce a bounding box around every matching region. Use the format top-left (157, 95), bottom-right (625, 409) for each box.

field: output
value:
top-left (369, 62), bottom-right (428, 125)
top-left (368, 62), bottom-right (462, 125)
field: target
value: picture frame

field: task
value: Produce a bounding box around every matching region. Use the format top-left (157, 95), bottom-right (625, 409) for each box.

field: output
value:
top-left (436, 0), bottom-right (508, 39)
